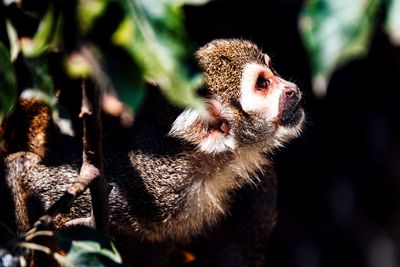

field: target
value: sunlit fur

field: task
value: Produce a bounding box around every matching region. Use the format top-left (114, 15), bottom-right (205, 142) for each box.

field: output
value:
top-left (169, 99), bottom-right (237, 154)
top-left (4, 39), bottom-right (304, 245)
top-left (161, 40), bottom-right (304, 240)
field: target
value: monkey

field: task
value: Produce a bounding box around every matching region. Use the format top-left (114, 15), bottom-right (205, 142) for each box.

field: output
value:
top-left (0, 39), bottom-right (304, 266)
top-left (0, 99), bottom-right (53, 159)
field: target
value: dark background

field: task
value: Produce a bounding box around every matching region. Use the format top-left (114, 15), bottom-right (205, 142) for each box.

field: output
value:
top-left (184, 1), bottom-right (400, 266)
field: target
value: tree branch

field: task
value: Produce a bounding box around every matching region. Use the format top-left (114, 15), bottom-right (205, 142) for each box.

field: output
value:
top-left (80, 79), bottom-right (109, 233)
top-left (31, 79), bottom-right (109, 235)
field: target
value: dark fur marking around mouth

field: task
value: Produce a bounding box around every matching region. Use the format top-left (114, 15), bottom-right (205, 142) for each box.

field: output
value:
top-left (279, 94), bottom-right (302, 127)
top-left (280, 107), bottom-right (303, 127)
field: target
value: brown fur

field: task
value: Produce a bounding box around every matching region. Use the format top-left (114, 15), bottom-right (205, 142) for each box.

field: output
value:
top-left (2, 99), bottom-right (52, 159)
top-left (1, 39), bottom-right (303, 266)
top-left (196, 39), bottom-right (264, 99)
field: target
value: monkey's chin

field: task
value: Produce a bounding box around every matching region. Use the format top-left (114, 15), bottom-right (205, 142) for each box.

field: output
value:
top-left (279, 106), bottom-right (304, 128)
top-left (275, 108), bottom-right (304, 142)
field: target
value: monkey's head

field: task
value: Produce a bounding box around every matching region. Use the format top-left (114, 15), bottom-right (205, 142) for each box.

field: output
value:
top-left (170, 39), bottom-right (304, 154)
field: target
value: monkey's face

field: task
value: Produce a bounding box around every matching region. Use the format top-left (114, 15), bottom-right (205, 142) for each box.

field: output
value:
top-left (170, 39), bottom-right (304, 154)
top-left (236, 53), bottom-right (304, 146)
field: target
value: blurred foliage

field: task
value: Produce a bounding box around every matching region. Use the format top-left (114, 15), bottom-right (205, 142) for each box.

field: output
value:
top-left (0, 42), bottom-right (16, 122)
top-left (0, 0), bottom-right (208, 265)
top-left (112, 0), bottom-right (204, 109)
top-left (24, 57), bottom-right (55, 99)
top-left (0, 0), bottom-right (208, 124)
top-left (20, 5), bottom-right (62, 58)
top-left (0, 226), bottom-right (131, 267)
top-left (385, 0), bottom-right (400, 45)
top-left (299, 0), bottom-right (399, 97)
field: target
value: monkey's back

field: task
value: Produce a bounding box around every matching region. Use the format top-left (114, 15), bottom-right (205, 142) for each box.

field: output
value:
top-left (5, 119), bottom-right (203, 237)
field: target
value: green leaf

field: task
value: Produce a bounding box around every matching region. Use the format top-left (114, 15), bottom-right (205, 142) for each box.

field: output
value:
top-left (385, 0), bottom-right (400, 45)
top-left (299, 0), bottom-right (382, 96)
top-left (54, 252), bottom-right (131, 267)
top-left (65, 52), bottom-right (93, 78)
top-left (101, 46), bottom-right (146, 112)
top-left (112, 0), bottom-right (207, 109)
top-left (77, 0), bottom-right (108, 35)
top-left (21, 5), bottom-right (62, 57)
top-left (5, 20), bottom-right (20, 61)
top-left (55, 226), bottom-right (129, 267)
top-left (0, 42), bottom-right (17, 122)
top-left (24, 56), bottom-right (55, 98)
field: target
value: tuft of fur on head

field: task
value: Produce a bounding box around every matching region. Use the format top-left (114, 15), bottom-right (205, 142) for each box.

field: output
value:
top-left (195, 39), bottom-right (264, 100)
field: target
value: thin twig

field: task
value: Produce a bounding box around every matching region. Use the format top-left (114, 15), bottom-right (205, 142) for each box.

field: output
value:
top-left (30, 76), bottom-right (109, 234)
top-left (15, 242), bottom-right (51, 255)
top-left (24, 230), bottom-right (53, 242)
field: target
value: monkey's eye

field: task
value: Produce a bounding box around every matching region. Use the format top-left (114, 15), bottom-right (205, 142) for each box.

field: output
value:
top-left (256, 76), bottom-right (271, 91)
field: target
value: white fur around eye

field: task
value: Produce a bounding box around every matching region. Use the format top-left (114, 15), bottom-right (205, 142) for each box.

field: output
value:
top-left (239, 63), bottom-right (281, 121)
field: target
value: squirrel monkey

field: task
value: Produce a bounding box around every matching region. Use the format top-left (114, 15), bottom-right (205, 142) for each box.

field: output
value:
top-left (1, 39), bottom-right (304, 266)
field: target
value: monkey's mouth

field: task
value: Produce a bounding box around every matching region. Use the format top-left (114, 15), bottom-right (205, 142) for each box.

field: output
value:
top-left (279, 100), bottom-right (303, 127)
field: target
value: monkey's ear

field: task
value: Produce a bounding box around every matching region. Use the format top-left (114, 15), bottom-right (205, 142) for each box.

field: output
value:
top-left (169, 99), bottom-right (236, 154)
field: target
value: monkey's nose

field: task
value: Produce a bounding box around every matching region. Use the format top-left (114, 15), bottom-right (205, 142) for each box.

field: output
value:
top-left (283, 86), bottom-right (300, 100)
top-left (279, 85), bottom-right (302, 126)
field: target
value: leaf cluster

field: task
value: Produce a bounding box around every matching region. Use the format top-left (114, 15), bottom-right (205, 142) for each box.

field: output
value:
top-left (0, 0), bottom-right (206, 124)
top-left (299, 0), bottom-right (400, 96)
